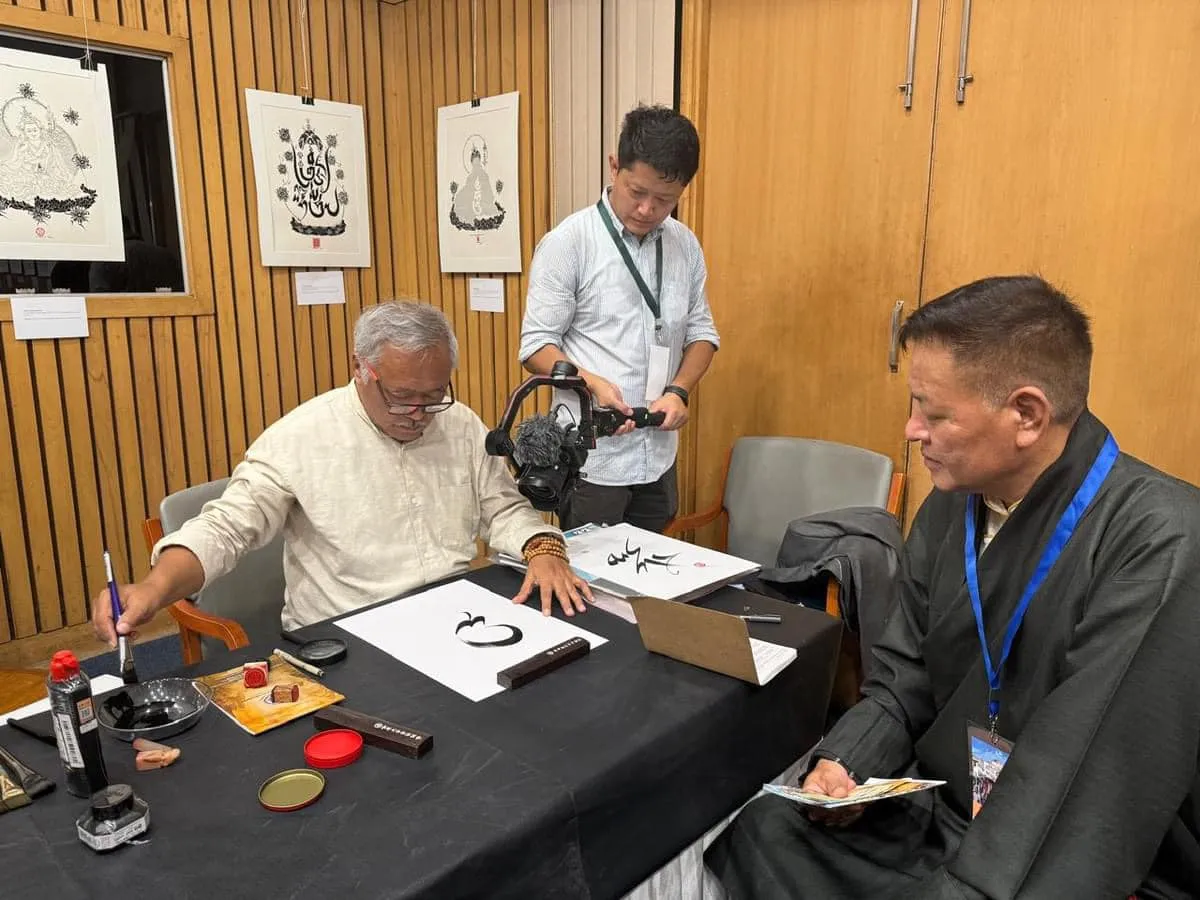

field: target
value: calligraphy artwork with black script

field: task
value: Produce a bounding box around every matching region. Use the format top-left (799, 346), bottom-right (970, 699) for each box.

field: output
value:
top-left (436, 92), bottom-right (522, 273)
top-left (245, 89), bottom-right (371, 267)
top-left (0, 48), bottom-right (124, 262)
top-left (607, 539), bottom-right (682, 576)
top-left (455, 612), bottom-right (524, 648)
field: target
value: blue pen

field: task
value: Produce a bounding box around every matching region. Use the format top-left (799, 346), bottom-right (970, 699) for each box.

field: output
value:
top-left (105, 550), bottom-right (138, 684)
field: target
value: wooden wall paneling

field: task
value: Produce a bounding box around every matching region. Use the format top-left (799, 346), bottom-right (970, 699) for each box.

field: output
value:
top-left (195, 316), bottom-right (228, 482)
top-left (128, 318), bottom-right (167, 565)
top-left (379, 3), bottom-right (414, 304)
top-left (189, 0), bottom-right (247, 463)
top-left (103, 319), bottom-right (151, 578)
top-left (83, 326), bottom-right (133, 589)
top-left (679, 0), bottom-right (937, 542)
top-left (31, 339), bottom-right (87, 626)
top-left (442, 2), bottom-right (470, 404)
top-left (326, 0), bottom-right (363, 349)
top-left (0, 333), bottom-right (36, 640)
top-left (0, 1), bottom-right (556, 649)
top-left (305, 0), bottom-right (340, 393)
top-left (208, 0), bottom-right (266, 440)
top-left (94, 0), bottom-right (119, 29)
top-left (57, 338), bottom-right (106, 624)
top-left (142, 0), bottom-right (167, 34)
top-left (118, 0), bottom-right (142, 31)
top-left (504, 0), bottom-right (526, 414)
top-left (167, 0), bottom-right (189, 38)
top-left (229, 0), bottom-right (282, 426)
top-left (910, 0), bottom-right (1200, 515)
top-left (149, 318), bottom-right (187, 497)
top-left (282, 2), bottom-right (318, 406)
top-left (171, 317), bottom-right (210, 487)
top-left (264, 0), bottom-right (303, 414)
top-left (358, 0), bottom-right (392, 311)
top-left (674, 0), bottom-right (710, 524)
top-left (3, 325), bottom-right (62, 633)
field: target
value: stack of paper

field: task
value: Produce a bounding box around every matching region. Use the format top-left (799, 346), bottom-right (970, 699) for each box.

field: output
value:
top-left (495, 522), bottom-right (760, 609)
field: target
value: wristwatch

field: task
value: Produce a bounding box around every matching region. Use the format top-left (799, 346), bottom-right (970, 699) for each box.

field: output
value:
top-left (662, 385), bottom-right (689, 407)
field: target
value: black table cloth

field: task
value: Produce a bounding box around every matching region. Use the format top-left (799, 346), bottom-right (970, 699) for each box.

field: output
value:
top-left (3, 567), bottom-right (840, 899)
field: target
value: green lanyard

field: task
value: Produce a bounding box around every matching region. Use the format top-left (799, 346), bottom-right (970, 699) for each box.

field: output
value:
top-left (596, 199), bottom-right (663, 332)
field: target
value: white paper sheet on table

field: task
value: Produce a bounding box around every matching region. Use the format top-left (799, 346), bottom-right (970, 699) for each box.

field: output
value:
top-left (334, 580), bottom-right (607, 701)
top-left (5, 674), bottom-right (124, 720)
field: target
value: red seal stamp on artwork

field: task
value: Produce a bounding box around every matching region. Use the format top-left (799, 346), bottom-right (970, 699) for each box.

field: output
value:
top-left (312, 238), bottom-right (321, 249)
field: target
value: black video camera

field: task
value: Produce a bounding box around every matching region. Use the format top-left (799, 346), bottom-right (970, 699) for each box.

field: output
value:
top-left (485, 361), bottom-right (666, 511)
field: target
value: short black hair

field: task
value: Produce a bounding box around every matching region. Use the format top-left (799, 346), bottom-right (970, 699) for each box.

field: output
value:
top-left (617, 105), bottom-right (700, 185)
top-left (899, 275), bottom-right (1093, 424)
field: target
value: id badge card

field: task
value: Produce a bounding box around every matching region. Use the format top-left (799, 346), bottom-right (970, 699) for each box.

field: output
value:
top-left (645, 344), bottom-right (671, 406)
top-left (967, 722), bottom-right (1013, 819)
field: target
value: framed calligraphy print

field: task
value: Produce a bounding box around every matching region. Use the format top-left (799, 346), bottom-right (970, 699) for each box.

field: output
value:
top-left (0, 48), bottom-right (124, 262)
top-left (436, 92), bottom-right (521, 273)
top-left (244, 89), bottom-right (371, 268)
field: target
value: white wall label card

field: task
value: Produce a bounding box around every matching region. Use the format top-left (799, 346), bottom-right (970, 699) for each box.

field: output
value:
top-left (245, 89), bottom-right (372, 268)
top-left (294, 270), bottom-right (346, 306)
top-left (334, 580), bottom-right (606, 702)
top-left (468, 277), bottom-right (504, 313)
top-left (10, 294), bottom-right (88, 339)
top-left (437, 91), bottom-right (522, 273)
top-left (0, 49), bottom-right (124, 262)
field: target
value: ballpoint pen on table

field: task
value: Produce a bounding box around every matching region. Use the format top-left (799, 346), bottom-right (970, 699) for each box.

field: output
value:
top-left (105, 550), bottom-right (139, 684)
top-left (739, 614), bottom-right (783, 624)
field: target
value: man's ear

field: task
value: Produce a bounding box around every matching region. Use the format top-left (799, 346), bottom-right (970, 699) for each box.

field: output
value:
top-left (1009, 386), bottom-right (1052, 448)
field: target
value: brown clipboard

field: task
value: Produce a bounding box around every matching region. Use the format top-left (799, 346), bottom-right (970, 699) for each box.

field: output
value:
top-left (629, 595), bottom-right (763, 684)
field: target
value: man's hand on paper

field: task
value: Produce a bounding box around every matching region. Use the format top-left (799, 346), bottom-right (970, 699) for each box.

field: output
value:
top-left (802, 758), bottom-right (866, 828)
top-left (514, 555), bottom-right (594, 617)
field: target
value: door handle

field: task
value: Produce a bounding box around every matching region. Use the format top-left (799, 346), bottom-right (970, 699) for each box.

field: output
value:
top-left (956, 0), bottom-right (975, 103)
top-left (897, 0), bottom-right (920, 110)
top-left (889, 300), bottom-right (905, 373)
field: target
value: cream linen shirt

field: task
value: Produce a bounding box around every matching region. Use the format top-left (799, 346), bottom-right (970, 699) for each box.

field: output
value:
top-left (153, 382), bottom-right (556, 630)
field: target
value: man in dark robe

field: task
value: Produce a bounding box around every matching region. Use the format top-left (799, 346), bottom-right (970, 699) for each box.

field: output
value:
top-left (707, 275), bottom-right (1200, 899)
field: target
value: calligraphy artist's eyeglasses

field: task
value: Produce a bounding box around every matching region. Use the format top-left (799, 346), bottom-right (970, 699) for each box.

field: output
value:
top-left (363, 363), bottom-right (455, 416)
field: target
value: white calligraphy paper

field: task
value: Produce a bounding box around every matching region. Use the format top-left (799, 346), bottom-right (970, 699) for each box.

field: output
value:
top-left (335, 580), bottom-right (606, 702)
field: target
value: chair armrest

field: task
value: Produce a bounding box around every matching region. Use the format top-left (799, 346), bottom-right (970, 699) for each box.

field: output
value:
top-left (663, 505), bottom-right (726, 537)
top-left (167, 599), bottom-right (250, 665)
top-left (886, 472), bottom-right (906, 518)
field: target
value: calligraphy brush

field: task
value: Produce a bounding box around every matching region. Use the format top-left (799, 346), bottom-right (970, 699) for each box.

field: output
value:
top-left (105, 550), bottom-right (139, 685)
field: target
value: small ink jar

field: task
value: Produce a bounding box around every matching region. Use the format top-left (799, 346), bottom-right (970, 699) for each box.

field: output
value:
top-left (76, 783), bottom-right (150, 852)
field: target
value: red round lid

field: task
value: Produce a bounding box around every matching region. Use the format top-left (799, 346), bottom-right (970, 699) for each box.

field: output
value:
top-left (303, 729), bottom-right (363, 769)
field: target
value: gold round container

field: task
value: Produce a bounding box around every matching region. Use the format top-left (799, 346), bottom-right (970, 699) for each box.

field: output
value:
top-left (258, 768), bottom-right (326, 812)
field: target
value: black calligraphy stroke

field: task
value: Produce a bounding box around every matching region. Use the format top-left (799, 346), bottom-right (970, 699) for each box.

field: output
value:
top-left (455, 612), bottom-right (524, 648)
top-left (606, 539), bottom-right (681, 575)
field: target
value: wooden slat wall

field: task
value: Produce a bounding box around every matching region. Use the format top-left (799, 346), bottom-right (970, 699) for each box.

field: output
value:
top-left (0, 0), bottom-right (551, 647)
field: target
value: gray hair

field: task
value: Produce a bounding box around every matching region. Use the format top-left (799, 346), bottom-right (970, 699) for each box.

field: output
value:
top-left (353, 300), bottom-right (458, 368)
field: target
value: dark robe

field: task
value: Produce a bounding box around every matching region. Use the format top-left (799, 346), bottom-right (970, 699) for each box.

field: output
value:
top-left (707, 411), bottom-right (1200, 899)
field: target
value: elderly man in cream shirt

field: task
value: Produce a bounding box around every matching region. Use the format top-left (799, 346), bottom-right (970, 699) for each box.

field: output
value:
top-left (92, 301), bottom-right (591, 645)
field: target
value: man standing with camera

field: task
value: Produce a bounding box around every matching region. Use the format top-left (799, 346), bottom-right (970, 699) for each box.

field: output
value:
top-left (519, 105), bottom-right (720, 533)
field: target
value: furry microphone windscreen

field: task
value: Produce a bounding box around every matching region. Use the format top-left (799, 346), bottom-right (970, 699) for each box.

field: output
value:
top-left (512, 414), bottom-right (568, 467)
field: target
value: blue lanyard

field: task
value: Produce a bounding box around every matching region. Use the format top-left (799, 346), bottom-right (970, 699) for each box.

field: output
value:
top-left (965, 434), bottom-right (1119, 730)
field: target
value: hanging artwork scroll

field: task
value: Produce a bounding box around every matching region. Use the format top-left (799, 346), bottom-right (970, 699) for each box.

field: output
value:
top-left (244, 89), bottom-right (371, 268)
top-left (0, 48), bottom-right (124, 262)
top-left (436, 91), bottom-right (521, 273)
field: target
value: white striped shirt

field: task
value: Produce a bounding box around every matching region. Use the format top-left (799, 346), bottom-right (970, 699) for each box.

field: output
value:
top-left (520, 191), bottom-right (720, 486)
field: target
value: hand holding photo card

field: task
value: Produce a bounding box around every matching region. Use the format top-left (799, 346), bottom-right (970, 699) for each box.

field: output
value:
top-left (765, 777), bottom-right (946, 810)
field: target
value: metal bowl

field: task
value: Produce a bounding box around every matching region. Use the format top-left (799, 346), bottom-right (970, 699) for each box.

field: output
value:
top-left (96, 677), bottom-right (213, 742)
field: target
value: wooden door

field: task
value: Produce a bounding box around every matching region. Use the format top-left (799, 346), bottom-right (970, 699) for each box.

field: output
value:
top-left (909, 0), bottom-right (1200, 513)
top-left (680, 0), bottom-right (942, 524)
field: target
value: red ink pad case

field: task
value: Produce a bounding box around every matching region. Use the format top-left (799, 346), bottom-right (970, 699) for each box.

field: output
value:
top-left (303, 728), bottom-right (363, 769)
